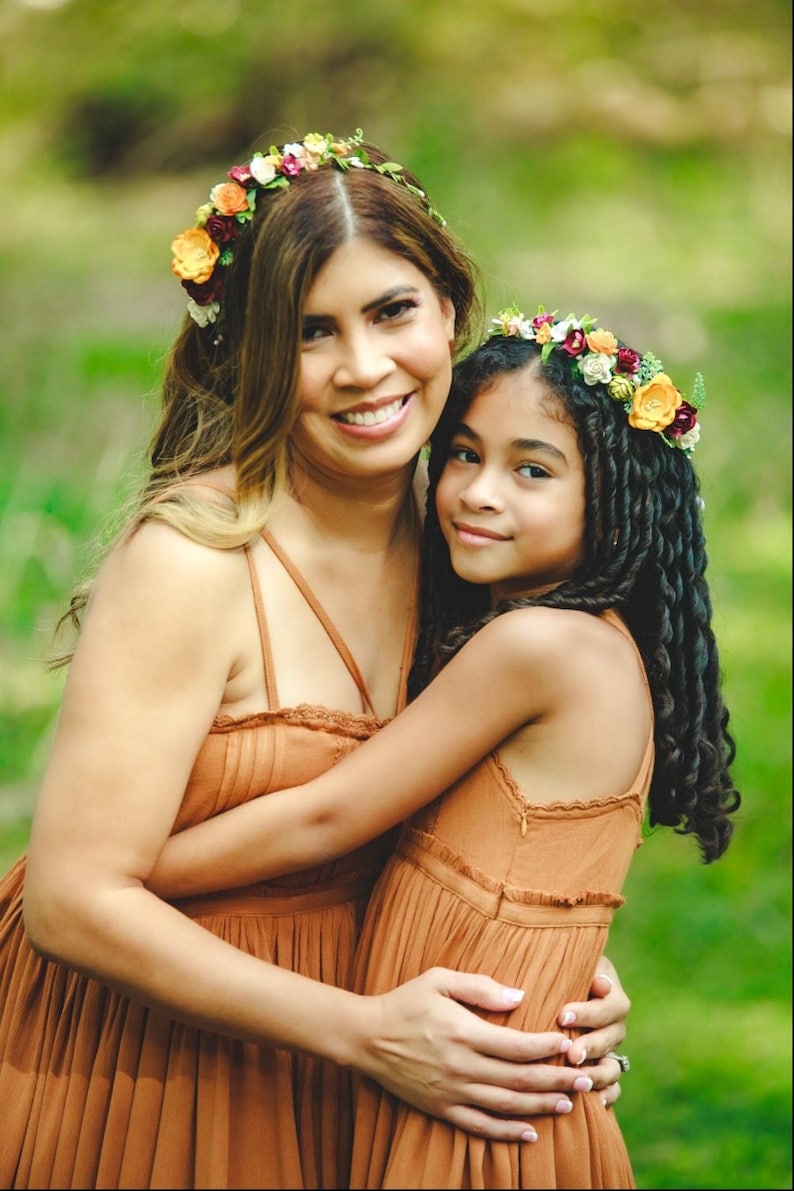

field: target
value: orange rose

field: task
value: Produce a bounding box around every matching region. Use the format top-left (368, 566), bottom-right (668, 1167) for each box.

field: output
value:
top-left (171, 227), bottom-right (220, 284)
top-left (586, 329), bottom-right (619, 355)
top-left (628, 374), bottom-right (682, 432)
top-left (535, 322), bottom-right (552, 345)
top-left (208, 181), bottom-right (249, 216)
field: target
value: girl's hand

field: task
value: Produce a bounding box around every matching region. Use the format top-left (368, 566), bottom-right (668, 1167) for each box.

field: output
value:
top-left (356, 968), bottom-right (609, 1142)
top-left (557, 957), bottom-right (631, 1107)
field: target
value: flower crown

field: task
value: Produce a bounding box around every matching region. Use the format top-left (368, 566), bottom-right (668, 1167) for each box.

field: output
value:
top-left (490, 305), bottom-right (705, 455)
top-left (170, 129), bottom-right (446, 328)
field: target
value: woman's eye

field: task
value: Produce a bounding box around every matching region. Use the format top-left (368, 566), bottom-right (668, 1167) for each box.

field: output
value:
top-left (301, 323), bottom-right (331, 344)
top-left (517, 462), bottom-right (550, 479)
top-left (377, 298), bottom-right (417, 323)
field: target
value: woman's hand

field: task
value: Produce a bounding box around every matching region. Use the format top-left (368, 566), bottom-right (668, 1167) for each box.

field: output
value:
top-left (355, 968), bottom-right (610, 1143)
top-left (557, 957), bottom-right (631, 1107)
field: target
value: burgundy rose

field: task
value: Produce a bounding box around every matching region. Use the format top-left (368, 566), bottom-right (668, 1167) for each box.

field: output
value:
top-left (205, 214), bottom-right (239, 244)
top-left (228, 164), bottom-right (253, 185)
top-left (182, 273), bottom-right (224, 304)
top-left (561, 327), bottom-right (587, 356)
top-left (280, 154), bottom-right (303, 177)
top-left (532, 313), bottom-right (555, 328)
top-left (666, 400), bottom-right (698, 438)
top-left (616, 347), bottom-right (641, 374)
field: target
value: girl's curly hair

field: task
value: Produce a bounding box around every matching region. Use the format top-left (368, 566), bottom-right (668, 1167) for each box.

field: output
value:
top-left (409, 334), bottom-right (740, 863)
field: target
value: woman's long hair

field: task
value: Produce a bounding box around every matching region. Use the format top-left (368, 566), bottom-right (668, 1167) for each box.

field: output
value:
top-left (409, 335), bottom-right (740, 863)
top-left (52, 137), bottom-right (482, 660)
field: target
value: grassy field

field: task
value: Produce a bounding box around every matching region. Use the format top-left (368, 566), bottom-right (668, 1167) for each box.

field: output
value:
top-left (0, 3), bottom-right (791, 1186)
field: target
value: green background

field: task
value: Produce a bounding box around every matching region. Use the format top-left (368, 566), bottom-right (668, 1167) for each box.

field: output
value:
top-left (0, 2), bottom-right (790, 1187)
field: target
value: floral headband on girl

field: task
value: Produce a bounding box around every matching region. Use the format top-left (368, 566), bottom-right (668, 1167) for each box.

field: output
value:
top-left (491, 305), bottom-right (705, 455)
top-left (170, 129), bottom-right (446, 328)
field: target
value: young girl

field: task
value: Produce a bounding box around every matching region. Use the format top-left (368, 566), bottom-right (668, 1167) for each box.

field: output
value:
top-left (149, 304), bottom-right (740, 1188)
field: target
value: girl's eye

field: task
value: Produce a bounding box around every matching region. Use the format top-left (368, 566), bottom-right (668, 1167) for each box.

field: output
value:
top-left (450, 445), bottom-right (480, 464)
top-left (518, 462), bottom-right (551, 479)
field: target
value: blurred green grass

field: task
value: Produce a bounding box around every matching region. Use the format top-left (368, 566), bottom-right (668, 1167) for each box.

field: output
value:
top-left (0, 3), bottom-right (790, 1187)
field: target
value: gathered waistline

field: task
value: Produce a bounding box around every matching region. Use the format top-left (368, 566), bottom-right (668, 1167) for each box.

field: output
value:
top-left (172, 874), bottom-right (373, 919)
top-left (397, 836), bottom-right (617, 927)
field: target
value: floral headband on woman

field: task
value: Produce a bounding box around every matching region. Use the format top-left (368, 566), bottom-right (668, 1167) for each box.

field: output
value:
top-left (490, 305), bottom-right (705, 455)
top-left (170, 128), bottom-right (446, 328)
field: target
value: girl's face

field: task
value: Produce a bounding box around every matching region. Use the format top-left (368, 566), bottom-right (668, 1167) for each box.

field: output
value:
top-left (294, 237), bottom-right (456, 483)
top-left (436, 368), bottom-right (586, 601)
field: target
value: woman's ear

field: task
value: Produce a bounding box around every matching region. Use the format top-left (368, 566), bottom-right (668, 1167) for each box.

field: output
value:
top-left (441, 298), bottom-right (456, 349)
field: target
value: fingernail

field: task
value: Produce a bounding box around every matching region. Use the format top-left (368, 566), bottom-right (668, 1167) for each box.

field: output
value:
top-left (521, 1130), bottom-right (538, 1143)
top-left (561, 1011), bottom-right (576, 1026)
top-left (599, 974), bottom-right (614, 989)
top-left (559, 1038), bottom-right (572, 1053)
top-left (601, 1096), bottom-right (609, 1108)
top-left (503, 987), bottom-right (525, 1004)
top-left (576, 1048), bottom-right (588, 1066)
top-left (555, 1099), bottom-right (574, 1114)
top-left (573, 1076), bottom-right (593, 1092)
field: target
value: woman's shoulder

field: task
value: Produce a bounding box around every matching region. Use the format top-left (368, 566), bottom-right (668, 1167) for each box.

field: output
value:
top-left (98, 515), bottom-right (246, 617)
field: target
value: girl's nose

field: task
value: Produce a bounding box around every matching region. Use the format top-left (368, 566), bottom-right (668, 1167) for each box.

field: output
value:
top-left (459, 469), bottom-right (503, 512)
top-left (333, 330), bottom-right (395, 389)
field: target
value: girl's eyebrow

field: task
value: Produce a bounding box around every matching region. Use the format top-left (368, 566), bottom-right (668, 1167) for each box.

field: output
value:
top-left (303, 285), bottom-right (421, 325)
top-left (454, 422), bottom-right (569, 464)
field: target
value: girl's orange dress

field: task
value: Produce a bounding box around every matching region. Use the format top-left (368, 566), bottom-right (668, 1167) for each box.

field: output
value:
top-left (349, 610), bottom-right (652, 1190)
top-left (0, 531), bottom-right (412, 1190)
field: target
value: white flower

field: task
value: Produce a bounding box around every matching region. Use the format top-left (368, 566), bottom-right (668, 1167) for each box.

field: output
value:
top-left (187, 299), bottom-right (220, 327)
top-left (550, 317), bottom-right (581, 343)
top-left (677, 423), bottom-right (701, 452)
top-left (281, 142), bottom-right (304, 158)
top-left (491, 315), bottom-right (533, 339)
top-left (249, 154), bottom-right (278, 185)
top-left (579, 352), bottom-right (616, 385)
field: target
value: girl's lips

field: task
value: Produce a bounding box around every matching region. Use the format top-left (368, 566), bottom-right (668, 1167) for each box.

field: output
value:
top-left (332, 394), bottom-right (413, 439)
top-left (452, 522), bottom-right (509, 546)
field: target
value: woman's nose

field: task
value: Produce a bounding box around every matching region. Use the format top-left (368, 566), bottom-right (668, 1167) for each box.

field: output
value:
top-left (333, 330), bottom-right (395, 389)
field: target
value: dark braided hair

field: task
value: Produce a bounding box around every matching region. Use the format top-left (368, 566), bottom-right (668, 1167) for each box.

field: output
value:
top-left (409, 334), bottom-right (740, 863)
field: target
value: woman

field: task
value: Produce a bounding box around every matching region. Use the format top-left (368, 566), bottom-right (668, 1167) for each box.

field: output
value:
top-left (0, 131), bottom-right (629, 1189)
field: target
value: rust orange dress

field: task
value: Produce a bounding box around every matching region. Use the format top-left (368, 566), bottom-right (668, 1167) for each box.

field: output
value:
top-left (0, 530), bottom-right (413, 1190)
top-left (349, 610), bottom-right (653, 1190)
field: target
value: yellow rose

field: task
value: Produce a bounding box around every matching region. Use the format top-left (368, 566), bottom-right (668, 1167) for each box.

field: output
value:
top-left (208, 181), bottom-right (249, 216)
top-left (535, 322), bottom-right (552, 345)
top-left (586, 329), bottom-right (619, 355)
top-left (171, 227), bottom-right (220, 283)
top-left (628, 374), bottom-right (682, 432)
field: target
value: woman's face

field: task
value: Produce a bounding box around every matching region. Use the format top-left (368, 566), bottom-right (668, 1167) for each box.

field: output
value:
top-left (293, 237), bottom-right (456, 484)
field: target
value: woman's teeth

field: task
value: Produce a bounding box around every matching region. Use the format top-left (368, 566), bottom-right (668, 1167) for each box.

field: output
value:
top-left (337, 398), bottom-right (404, 426)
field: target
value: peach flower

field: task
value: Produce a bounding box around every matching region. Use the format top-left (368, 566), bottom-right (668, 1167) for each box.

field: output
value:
top-left (628, 374), bottom-right (682, 432)
top-left (171, 227), bottom-right (220, 284)
top-left (208, 181), bottom-right (249, 216)
top-left (586, 329), bottom-right (619, 355)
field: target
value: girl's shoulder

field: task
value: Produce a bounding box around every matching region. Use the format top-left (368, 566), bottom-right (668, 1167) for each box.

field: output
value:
top-left (469, 605), bottom-right (641, 684)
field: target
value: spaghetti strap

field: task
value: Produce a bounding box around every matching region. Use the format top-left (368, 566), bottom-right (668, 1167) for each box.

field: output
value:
top-left (244, 542), bottom-right (280, 709)
top-left (603, 608), bottom-right (655, 786)
top-left (261, 526), bottom-right (421, 719)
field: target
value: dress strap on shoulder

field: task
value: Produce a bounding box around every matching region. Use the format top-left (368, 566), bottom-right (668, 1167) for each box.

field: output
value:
top-left (243, 542), bottom-right (280, 709)
top-left (261, 528), bottom-right (379, 717)
top-left (602, 608), bottom-right (655, 789)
